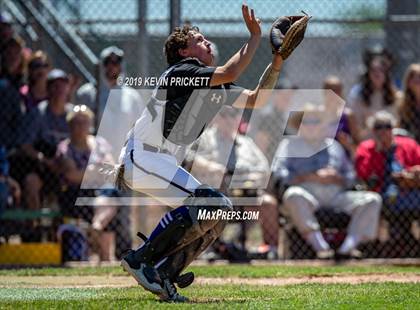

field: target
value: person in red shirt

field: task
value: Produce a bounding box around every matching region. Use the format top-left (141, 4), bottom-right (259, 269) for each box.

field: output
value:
top-left (355, 110), bottom-right (420, 256)
top-left (356, 111), bottom-right (420, 195)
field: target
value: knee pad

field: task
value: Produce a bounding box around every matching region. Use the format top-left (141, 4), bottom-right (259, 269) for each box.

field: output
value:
top-left (190, 185), bottom-right (233, 210)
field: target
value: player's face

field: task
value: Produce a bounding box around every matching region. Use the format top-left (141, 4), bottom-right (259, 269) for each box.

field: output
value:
top-left (181, 31), bottom-right (214, 66)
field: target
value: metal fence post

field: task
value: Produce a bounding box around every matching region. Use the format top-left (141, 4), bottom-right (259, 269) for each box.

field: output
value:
top-left (170, 0), bottom-right (181, 34)
top-left (385, 0), bottom-right (419, 84)
top-left (137, 0), bottom-right (148, 77)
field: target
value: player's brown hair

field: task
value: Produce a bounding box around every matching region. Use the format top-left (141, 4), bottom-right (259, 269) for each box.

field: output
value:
top-left (164, 25), bottom-right (199, 66)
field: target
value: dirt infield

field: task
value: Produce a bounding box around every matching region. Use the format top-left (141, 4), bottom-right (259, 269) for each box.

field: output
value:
top-left (1, 274), bottom-right (419, 288)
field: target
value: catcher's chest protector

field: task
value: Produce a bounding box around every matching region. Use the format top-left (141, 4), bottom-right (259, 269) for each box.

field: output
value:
top-left (148, 58), bottom-right (228, 146)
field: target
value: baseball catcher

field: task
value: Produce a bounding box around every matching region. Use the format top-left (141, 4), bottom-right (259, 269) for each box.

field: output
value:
top-left (118, 5), bottom-right (310, 302)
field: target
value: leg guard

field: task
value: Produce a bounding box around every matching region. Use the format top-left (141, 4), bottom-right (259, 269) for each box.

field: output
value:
top-left (156, 219), bottom-right (226, 283)
top-left (124, 185), bottom-right (232, 268)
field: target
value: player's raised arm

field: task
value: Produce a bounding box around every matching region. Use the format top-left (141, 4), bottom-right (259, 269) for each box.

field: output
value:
top-left (210, 5), bottom-right (261, 86)
top-left (232, 12), bottom-right (311, 109)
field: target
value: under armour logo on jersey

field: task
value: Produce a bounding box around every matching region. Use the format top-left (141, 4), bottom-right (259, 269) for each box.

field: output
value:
top-left (211, 93), bottom-right (222, 104)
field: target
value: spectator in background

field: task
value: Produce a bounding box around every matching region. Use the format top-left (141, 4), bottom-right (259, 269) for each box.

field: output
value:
top-left (355, 112), bottom-right (420, 202)
top-left (0, 12), bottom-right (14, 49)
top-left (13, 69), bottom-right (73, 210)
top-left (20, 50), bottom-right (51, 110)
top-left (187, 108), bottom-right (280, 258)
top-left (348, 56), bottom-right (400, 139)
top-left (0, 54), bottom-right (25, 152)
top-left (398, 64), bottom-right (420, 143)
top-left (323, 76), bottom-right (360, 159)
top-left (0, 35), bottom-right (26, 90)
top-left (273, 103), bottom-right (382, 259)
top-left (76, 46), bottom-right (145, 159)
top-left (56, 105), bottom-right (131, 261)
top-left (355, 111), bottom-right (420, 255)
top-left (362, 46), bottom-right (395, 80)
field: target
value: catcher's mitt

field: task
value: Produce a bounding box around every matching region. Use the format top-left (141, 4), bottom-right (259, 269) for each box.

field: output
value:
top-left (270, 11), bottom-right (311, 60)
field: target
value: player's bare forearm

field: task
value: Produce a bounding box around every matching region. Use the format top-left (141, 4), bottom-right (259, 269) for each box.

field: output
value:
top-left (210, 35), bottom-right (261, 86)
top-left (232, 54), bottom-right (283, 109)
top-left (210, 5), bottom-right (261, 86)
top-left (272, 52), bottom-right (283, 71)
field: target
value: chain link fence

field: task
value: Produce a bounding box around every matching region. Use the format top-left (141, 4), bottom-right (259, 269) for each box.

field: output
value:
top-left (0, 0), bottom-right (419, 265)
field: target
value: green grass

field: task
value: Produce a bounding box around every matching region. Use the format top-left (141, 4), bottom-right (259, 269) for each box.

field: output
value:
top-left (0, 264), bottom-right (419, 278)
top-left (1, 265), bottom-right (419, 309)
top-left (0, 283), bottom-right (419, 309)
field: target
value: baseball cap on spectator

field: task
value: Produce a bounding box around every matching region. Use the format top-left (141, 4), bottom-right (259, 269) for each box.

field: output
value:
top-left (367, 110), bottom-right (397, 130)
top-left (47, 69), bottom-right (69, 86)
top-left (100, 46), bottom-right (124, 65)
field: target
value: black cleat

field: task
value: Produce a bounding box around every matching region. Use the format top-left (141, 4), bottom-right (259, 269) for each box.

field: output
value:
top-left (121, 257), bottom-right (164, 295)
top-left (174, 272), bottom-right (194, 288)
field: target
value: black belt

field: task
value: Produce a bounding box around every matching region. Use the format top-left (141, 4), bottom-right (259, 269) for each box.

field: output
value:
top-left (142, 143), bottom-right (171, 155)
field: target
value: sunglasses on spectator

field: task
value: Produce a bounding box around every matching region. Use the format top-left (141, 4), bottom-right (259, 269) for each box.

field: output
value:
top-left (373, 123), bottom-right (392, 130)
top-left (103, 56), bottom-right (122, 66)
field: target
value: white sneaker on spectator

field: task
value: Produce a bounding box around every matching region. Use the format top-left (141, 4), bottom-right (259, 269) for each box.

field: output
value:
top-left (316, 249), bottom-right (335, 259)
top-left (335, 249), bottom-right (363, 260)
